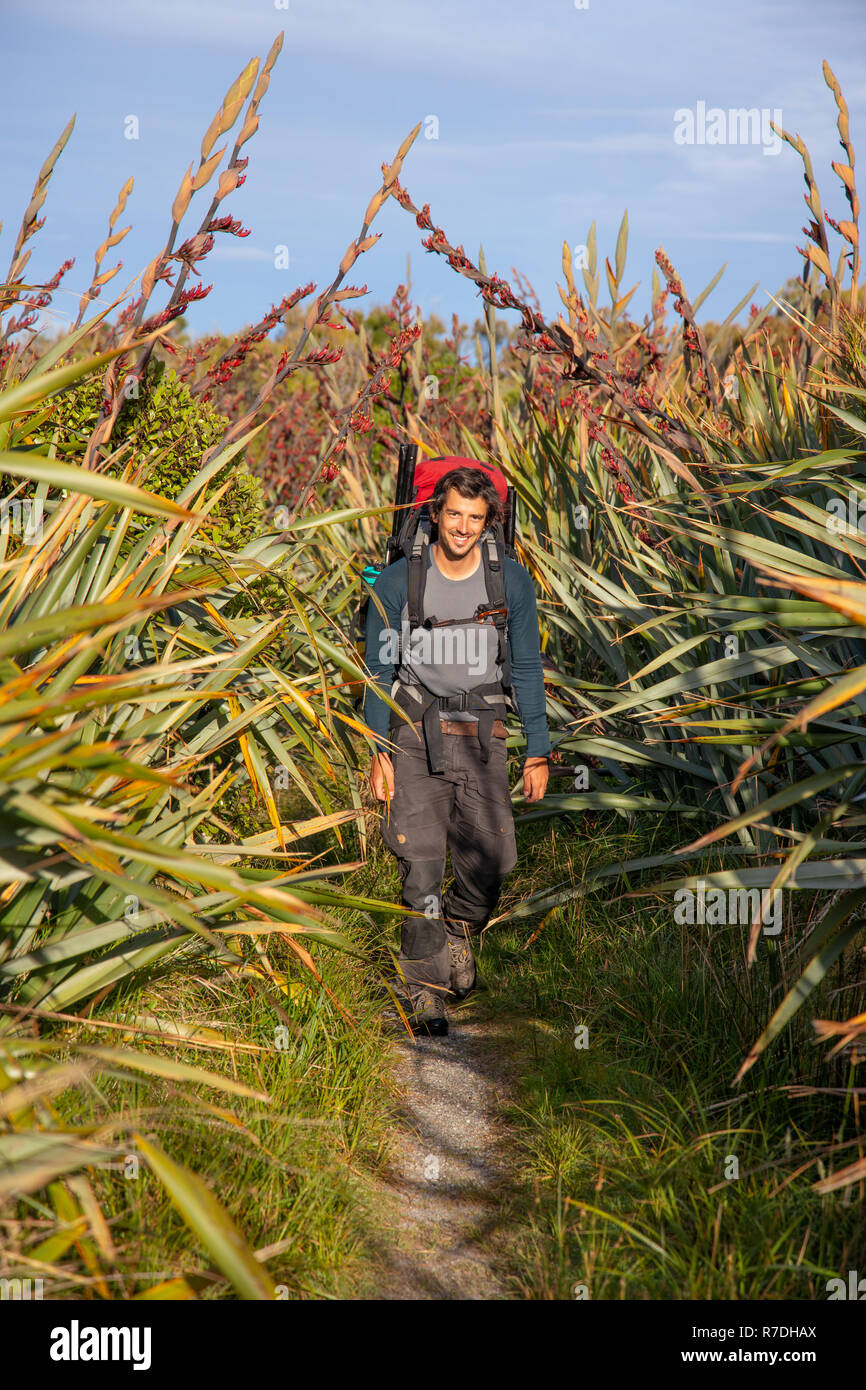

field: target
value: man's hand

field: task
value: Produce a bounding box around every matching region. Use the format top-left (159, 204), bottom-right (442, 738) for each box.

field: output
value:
top-left (370, 752), bottom-right (395, 802)
top-left (522, 755), bottom-right (549, 803)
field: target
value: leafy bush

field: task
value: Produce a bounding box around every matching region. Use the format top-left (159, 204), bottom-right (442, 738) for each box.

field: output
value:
top-left (25, 356), bottom-right (266, 551)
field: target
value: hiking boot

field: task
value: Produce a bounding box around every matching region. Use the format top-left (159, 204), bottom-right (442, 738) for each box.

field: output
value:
top-left (446, 920), bottom-right (477, 1000)
top-left (407, 984), bottom-right (449, 1037)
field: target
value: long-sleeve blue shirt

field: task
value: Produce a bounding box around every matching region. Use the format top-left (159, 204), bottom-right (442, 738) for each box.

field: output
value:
top-left (362, 549), bottom-right (551, 758)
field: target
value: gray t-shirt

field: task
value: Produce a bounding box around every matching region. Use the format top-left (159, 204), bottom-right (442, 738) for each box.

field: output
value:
top-left (395, 545), bottom-right (501, 722)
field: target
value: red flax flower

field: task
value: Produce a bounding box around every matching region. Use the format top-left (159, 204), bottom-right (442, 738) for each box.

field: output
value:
top-left (171, 233), bottom-right (215, 277)
top-left (32, 257), bottom-right (74, 303)
top-left (388, 323), bottom-right (421, 366)
top-left (118, 296), bottom-right (142, 328)
top-left (313, 319), bottom-right (422, 495)
top-left (303, 346), bottom-right (344, 366)
top-left (194, 282), bottom-right (316, 395)
top-left (421, 227), bottom-right (449, 253)
top-left (141, 282), bottom-right (211, 334)
top-left (655, 249), bottom-right (683, 299)
top-left (206, 215), bottom-right (251, 238)
top-left (175, 333), bottom-right (220, 381)
top-left (8, 260), bottom-right (77, 332)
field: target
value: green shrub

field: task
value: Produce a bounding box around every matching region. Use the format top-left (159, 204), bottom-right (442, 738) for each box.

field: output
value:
top-left (27, 357), bottom-right (266, 551)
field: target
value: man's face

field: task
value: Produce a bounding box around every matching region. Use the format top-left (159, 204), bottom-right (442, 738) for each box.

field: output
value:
top-left (433, 486), bottom-right (488, 558)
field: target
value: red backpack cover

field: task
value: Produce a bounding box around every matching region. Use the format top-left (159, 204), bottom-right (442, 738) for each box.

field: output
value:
top-left (410, 455), bottom-right (509, 510)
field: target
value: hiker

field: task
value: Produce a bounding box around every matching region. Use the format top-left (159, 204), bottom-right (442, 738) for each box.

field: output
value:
top-left (363, 461), bottom-right (550, 1036)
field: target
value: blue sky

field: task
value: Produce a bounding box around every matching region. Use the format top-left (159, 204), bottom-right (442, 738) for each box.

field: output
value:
top-left (3, 0), bottom-right (864, 341)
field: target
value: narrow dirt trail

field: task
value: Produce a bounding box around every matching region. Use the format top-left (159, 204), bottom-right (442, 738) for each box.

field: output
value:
top-left (363, 996), bottom-right (531, 1300)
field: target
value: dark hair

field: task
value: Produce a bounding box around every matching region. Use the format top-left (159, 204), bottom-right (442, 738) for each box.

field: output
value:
top-left (429, 467), bottom-right (500, 528)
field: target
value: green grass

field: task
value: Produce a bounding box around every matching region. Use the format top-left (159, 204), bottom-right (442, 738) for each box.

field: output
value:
top-left (477, 807), bottom-right (866, 1300)
top-left (46, 896), bottom-right (400, 1299)
top-left (38, 773), bottom-right (866, 1301)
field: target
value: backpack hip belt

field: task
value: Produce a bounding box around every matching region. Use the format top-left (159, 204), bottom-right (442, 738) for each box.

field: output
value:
top-left (390, 680), bottom-right (509, 774)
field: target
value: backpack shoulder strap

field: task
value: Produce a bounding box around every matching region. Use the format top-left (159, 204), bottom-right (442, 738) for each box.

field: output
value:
top-left (405, 510), bottom-right (432, 631)
top-left (479, 523), bottom-right (511, 684)
top-left (480, 525), bottom-right (506, 608)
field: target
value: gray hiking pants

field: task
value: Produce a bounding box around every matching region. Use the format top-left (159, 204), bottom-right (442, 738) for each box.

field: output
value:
top-left (379, 719), bottom-right (518, 991)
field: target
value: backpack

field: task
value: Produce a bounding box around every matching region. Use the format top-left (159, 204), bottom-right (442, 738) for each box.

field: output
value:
top-left (350, 447), bottom-right (520, 767)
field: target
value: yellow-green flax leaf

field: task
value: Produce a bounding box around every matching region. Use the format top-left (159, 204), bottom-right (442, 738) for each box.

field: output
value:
top-left (135, 1135), bottom-right (275, 1300)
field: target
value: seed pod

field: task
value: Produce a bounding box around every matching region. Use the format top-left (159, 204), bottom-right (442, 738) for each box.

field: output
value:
top-left (171, 164), bottom-right (195, 226)
top-left (192, 146), bottom-right (226, 191)
top-left (200, 57), bottom-right (260, 160)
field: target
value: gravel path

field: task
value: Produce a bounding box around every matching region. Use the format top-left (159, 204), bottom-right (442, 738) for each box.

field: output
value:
top-left (368, 999), bottom-right (525, 1300)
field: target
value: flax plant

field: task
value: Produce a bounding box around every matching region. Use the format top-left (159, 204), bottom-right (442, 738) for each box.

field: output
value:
top-left (0, 40), bottom-right (421, 1298)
